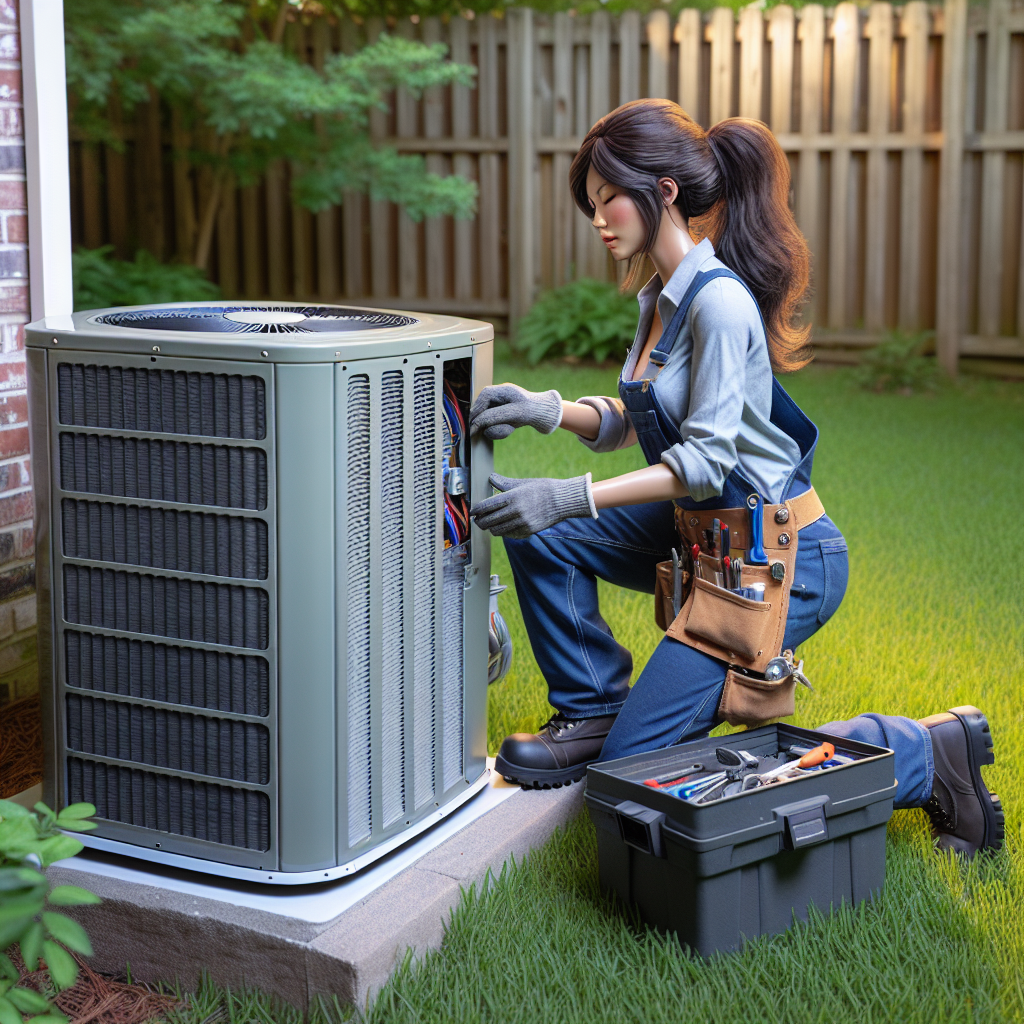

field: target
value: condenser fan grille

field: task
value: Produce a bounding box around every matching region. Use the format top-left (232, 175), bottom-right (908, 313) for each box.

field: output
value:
top-left (93, 306), bottom-right (419, 334)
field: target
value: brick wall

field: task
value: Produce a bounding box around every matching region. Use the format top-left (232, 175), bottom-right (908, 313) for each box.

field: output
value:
top-left (0, 0), bottom-right (37, 708)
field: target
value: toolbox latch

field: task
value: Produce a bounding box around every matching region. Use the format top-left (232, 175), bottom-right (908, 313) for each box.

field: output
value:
top-left (774, 795), bottom-right (830, 851)
top-left (615, 801), bottom-right (666, 858)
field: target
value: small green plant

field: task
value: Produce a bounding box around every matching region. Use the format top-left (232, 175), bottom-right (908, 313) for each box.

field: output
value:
top-left (72, 246), bottom-right (221, 312)
top-left (854, 329), bottom-right (940, 394)
top-left (0, 800), bottom-right (101, 1022)
top-left (514, 278), bottom-right (638, 366)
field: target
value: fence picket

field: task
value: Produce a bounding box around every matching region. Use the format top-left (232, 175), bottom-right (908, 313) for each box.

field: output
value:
top-left (898, 2), bottom-right (929, 330)
top-left (978, 0), bottom-right (1011, 338)
top-left (708, 9), bottom-right (734, 124)
top-left (865, 3), bottom-right (893, 331)
top-left (767, 8), bottom-right (794, 133)
top-left (827, 4), bottom-right (860, 330)
top-left (366, 18), bottom-right (392, 298)
top-left (423, 17), bottom-right (448, 302)
top-left (450, 16), bottom-right (475, 302)
top-left (508, 7), bottom-right (536, 326)
top-left (619, 11), bottom-right (641, 105)
top-left (587, 12), bottom-right (612, 278)
top-left (265, 161), bottom-right (289, 299)
top-left (339, 19), bottom-right (364, 300)
top-left (553, 12), bottom-right (574, 287)
top-left (738, 7), bottom-right (763, 121)
top-left (397, 20), bottom-right (421, 301)
top-left (646, 10), bottom-right (670, 100)
top-left (937, 0), bottom-right (968, 372)
top-left (677, 9), bottom-right (701, 120)
top-left (797, 6), bottom-right (825, 323)
top-left (477, 14), bottom-right (502, 302)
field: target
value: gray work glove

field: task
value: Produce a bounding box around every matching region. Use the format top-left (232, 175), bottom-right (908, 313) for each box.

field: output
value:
top-left (470, 472), bottom-right (597, 539)
top-left (469, 383), bottom-right (563, 440)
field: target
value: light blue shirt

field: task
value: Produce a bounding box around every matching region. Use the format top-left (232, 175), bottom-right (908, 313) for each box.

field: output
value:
top-left (576, 237), bottom-right (802, 504)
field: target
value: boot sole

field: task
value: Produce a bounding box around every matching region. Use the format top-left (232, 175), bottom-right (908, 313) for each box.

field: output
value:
top-left (493, 753), bottom-right (592, 790)
top-left (947, 705), bottom-right (1005, 855)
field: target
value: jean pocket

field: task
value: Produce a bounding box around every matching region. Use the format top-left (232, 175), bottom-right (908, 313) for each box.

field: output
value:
top-left (818, 538), bottom-right (849, 626)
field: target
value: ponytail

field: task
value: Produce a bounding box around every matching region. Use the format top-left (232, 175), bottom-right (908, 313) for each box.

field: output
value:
top-left (569, 102), bottom-right (813, 372)
top-left (705, 119), bottom-right (811, 371)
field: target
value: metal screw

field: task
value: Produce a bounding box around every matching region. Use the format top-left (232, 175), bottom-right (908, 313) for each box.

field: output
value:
top-left (261, 350), bottom-right (269, 358)
top-left (778, 533), bottom-right (791, 546)
top-left (152, 345), bottom-right (160, 353)
top-left (427, 341), bottom-right (432, 347)
top-left (51, 338), bottom-right (58, 344)
top-left (774, 508), bottom-right (790, 524)
top-left (335, 351), bottom-right (340, 357)
top-left (689, 516), bottom-right (699, 527)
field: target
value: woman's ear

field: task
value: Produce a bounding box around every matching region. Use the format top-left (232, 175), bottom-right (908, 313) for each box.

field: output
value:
top-left (657, 177), bottom-right (679, 207)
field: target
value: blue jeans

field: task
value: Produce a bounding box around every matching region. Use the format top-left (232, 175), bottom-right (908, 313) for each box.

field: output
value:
top-left (503, 500), bottom-right (934, 808)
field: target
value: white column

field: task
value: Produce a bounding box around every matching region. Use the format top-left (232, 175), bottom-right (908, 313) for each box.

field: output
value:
top-left (20, 0), bottom-right (72, 321)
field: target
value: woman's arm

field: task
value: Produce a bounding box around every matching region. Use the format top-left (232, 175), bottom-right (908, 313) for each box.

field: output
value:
top-left (558, 400), bottom-right (600, 440)
top-left (591, 463), bottom-right (687, 508)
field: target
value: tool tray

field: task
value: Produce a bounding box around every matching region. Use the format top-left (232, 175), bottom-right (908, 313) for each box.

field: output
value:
top-left (584, 723), bottom-right (897, 957)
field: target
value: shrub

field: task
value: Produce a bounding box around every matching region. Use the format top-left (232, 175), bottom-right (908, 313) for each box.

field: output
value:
top-left (72, 246), bottom-right (220, 312)
top-left (854, 329), bottom-right (940, 393)
top-left (514, 278), bottom-right (638, 365)
top-left (0, 799), bottom-right (100, 1021)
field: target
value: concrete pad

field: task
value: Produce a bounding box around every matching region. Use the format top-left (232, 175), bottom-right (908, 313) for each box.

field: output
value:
top-left (45, 768), bottom-right (585, 1011)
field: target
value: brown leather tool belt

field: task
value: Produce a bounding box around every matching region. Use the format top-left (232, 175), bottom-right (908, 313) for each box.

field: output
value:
top-left (652, 486), bottom-right (826, 726)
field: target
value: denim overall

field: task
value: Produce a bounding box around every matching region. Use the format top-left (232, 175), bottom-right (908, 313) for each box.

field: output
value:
top-left (501, 269), bottom-right (933, 807)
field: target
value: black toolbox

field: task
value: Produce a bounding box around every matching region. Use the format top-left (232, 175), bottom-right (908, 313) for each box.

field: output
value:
top-left (584, 723), bottom-right (897, 956)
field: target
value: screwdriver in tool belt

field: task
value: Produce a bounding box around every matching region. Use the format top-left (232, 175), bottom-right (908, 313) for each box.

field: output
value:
top-left (691, 543), bottom-right (703, 580)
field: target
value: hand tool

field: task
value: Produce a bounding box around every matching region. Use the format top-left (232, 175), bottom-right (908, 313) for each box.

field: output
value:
top-left (712, 519), bottom-right (721, 557)
top-left (731, 556), bottom-right (743, 589)
top-left (720, 522), bottom-right (730, 560)
top-left (722, 555), bottom-right (731, 590)
top-left (666, 772), bottom-right (728, 800)
top-left (691, 543), bottom-right (702, 580)
top-left (670, 548), bottom-right (683, 616)
top-left (642, 762), bottom-right (705, 787)
top-left (755, 741), bottom-right (835, 784)
top-left (763, 650), bottom-right (814, 690)
top-left (716, 747), bottom-right (759, 772)
top-left (746, 493), bottom-right (768, 564)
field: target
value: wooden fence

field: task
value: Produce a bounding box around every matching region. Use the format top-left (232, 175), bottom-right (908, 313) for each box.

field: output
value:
top-left (69, 0), bottom-right (1024, 373)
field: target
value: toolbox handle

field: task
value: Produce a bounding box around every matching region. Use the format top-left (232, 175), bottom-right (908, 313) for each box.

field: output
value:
top-left (772, 795), bottom-right (830, 850)
top-left (615, 801), bottom-right (667, 858)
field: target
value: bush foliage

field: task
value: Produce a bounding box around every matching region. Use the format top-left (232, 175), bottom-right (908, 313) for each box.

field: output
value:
top-left (0, 800), bottom-right (100, 1023)
top-left (853, 329), bottom-right (940, 393)
top-left (514, 278), bottom-right (638, 365)
top-left (72, 247), bottom-right (221, 311)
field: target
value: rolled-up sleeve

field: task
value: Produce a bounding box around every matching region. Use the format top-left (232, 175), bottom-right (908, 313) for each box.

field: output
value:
top-left (573, 396), bottom-right (636, 452)
top-left (660, 281), bottom-right (753, 502)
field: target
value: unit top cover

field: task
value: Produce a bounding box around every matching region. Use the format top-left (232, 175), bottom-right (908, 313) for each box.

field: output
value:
top-left (26, 303), bottom-right (494, 362)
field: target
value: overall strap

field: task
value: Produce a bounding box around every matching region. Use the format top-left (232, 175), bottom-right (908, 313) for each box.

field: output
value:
top-left (648, 267), bottom-right (747, 368)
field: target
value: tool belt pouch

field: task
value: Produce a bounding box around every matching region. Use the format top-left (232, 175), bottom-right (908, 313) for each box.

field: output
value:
top-left (654, 561), bottom-right (692, 632)
top-left (717, 667), bottom-right (796, 727)
top-left (666, 514), bottom-right (801, 676)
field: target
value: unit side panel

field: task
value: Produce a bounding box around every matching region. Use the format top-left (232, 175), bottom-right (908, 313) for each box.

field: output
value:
top-left (28, 348), bottom-right (57, 808)
top-left (463, 341), bottom-right (495, 782)
top-left (275, 364), bottom-right (337, 873)
top-left (48, 352), bottom-right (278, 871)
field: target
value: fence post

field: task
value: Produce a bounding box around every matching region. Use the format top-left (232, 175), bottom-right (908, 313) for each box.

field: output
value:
top-left (507, 7), bottom-right (536, 332)
top-left (936, 0), bottom-right (967, 375)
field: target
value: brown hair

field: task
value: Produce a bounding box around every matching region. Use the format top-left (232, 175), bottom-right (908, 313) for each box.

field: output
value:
top-left (568, 99), bottom-right (812, 372)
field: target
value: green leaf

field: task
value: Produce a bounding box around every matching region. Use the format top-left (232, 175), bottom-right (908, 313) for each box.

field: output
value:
top-left (54, 804), bottom-right (95, 822)
top-left (33, 835), bottom-right (84, 868)
top-left (27, 1016), bottom-right (69, 1024)
top-left (47, 886), bottom-right (100, 907)
top-left (20, 920), bottom-right (44, 970)
top-left (0, 996), bottom-right (24, 1024)
top-left (42, 914), bottom-right (93, 957)
top-left (0, 955), bottom-right (17, 982)
top-left (41, 941), bottom-right (78, 991)
top-left (0, 800), bottom-right (33, 820)
top-left (0, 866), bottom-right (47, 892)
top-left (7, 987), bottom-right (53, 1014)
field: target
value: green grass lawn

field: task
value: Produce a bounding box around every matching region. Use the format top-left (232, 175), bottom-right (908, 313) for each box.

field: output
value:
top-left (174, 359), bottom-right (1024, 1024)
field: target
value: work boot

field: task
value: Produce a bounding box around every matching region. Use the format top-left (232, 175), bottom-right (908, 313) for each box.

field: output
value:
top-left (918, 706), bottom-right (1004, 858)
top-left (494, 713), bottom-right (617, 789)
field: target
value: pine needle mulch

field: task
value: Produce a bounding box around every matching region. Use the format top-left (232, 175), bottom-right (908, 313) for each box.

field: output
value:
top-left (0, 692), bottom-right (43, 799)
top-left (11, 949), bottom-right (181, 1024)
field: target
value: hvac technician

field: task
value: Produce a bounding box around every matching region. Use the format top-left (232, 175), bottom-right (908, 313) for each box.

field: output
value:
top-left (468, 99), bottom-right (1003, 859)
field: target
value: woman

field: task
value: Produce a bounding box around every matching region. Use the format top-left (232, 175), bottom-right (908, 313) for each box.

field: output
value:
top-left (469, 100), bottom-right (1001, 858)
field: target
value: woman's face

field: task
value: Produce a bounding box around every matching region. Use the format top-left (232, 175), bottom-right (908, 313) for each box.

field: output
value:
top-left (585, 165), bottom-right (647, 262)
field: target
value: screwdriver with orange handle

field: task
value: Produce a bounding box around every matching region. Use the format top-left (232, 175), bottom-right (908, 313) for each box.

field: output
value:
top-left (756, 741), bottom-right (836, 785)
